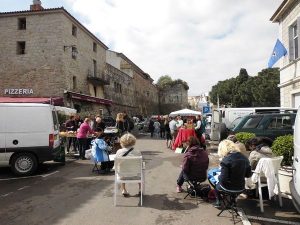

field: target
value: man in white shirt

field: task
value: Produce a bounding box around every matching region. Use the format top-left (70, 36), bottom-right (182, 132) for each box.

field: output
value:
top-left (176, 116), bottom-right (184, 129)
top-left (169, 117), bottom-right (178, 139)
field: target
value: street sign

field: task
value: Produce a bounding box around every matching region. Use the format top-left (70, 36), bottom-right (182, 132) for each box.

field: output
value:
top-left (203, 106), bottom-right (211, 114)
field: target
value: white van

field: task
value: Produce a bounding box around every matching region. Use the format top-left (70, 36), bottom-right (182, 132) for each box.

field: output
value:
top-left (0, 103), bottom-right (61, 175)
top-left (291, 105), bottom-right (300, 213)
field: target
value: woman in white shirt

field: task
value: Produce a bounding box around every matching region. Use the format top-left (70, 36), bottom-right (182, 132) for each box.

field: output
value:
top-left (115, 133), bottom-right (142, 196)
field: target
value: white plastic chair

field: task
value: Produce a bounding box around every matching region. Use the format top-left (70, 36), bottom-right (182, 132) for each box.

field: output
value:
top-left (251, 156), bottom-right (283, 213)
top-left (114, 156), bottom-right (144, 206)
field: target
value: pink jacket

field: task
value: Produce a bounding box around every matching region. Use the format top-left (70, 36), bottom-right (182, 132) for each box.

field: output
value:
top-left (77, 122), bottom-right (93, 138)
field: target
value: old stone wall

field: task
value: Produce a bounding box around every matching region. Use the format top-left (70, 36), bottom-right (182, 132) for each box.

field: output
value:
top-left (159, 84), bottom-right (188, 115)
top-left (0, 12), bottom-right (66, 97)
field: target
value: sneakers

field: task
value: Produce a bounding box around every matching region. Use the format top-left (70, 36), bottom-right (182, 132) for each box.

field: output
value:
top-left (122, 190), bottom-right (130, 197)
top-left (176, 185), bottom-right (183, 193)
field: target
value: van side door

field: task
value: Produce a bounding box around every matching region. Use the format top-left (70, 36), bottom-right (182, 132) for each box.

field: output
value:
top-left (210, 109), bottom-right (222, 141)
top-left (0, 107), bottom-right (6, 164)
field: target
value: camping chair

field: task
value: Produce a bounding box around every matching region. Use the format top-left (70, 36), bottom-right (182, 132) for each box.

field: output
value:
top-left (184, 179), bottom-right (206, 204)
top-left (217, 185), bottom-right (245, 222)
top-left (251, 156), bottom-right (283, 213)
top-left (114, 156), bottom-right (144, 206)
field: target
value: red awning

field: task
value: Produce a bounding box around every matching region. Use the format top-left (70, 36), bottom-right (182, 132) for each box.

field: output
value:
top-left (65, 91), bottom-right (112, 106)
top-left (0, 97), bottom-right (64, 105)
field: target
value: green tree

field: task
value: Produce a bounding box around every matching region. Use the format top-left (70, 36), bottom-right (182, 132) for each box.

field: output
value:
top-left (157, 75), bottom-right (173, 88)
top-left (209, 68), bottom-right (280, 107)
top-left (156, 75), bottom-right (189, 90)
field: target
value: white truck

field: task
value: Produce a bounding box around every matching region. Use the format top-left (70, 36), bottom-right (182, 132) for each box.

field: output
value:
top-left (0, 103), bottom-right (61, 175)
top-left (210, 107), bottom-right (297, 141)
top-left (291, 105), bottom-right (300, 213)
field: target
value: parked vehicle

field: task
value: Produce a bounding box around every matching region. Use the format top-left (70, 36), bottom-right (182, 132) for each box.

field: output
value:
top-left (230, 112), bottom-right (296, 140)
top-left (210, 107), bottom-right (297, 141)
top-left (291, 106), bottom-right (300, 213)
top-left (0, 103), bottom-right (61, 176)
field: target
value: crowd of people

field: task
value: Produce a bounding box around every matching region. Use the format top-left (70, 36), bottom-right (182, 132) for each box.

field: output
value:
top-left (62, 112), bottom-right (135, 160)
top-left (62, 112), bottom-right (278, 207)
top-left (148, 115), bottom-right (207, 145)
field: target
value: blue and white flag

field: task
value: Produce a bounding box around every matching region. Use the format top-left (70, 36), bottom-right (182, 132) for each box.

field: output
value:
top-left (268, 39), bottom-right (287, 68)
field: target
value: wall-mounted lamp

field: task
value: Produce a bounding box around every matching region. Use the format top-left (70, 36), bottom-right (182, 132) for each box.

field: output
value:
top-left (64, 45), bottom-right (78, 59)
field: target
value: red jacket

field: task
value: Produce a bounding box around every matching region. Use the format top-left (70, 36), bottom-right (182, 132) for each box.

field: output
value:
top-left (182, 145), bottom-right (209, 182)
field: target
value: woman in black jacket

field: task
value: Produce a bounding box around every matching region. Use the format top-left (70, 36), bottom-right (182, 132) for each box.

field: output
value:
top-left (212, 139), bottom-right (252, 207)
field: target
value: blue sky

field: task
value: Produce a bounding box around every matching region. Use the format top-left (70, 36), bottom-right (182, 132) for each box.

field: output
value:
top-left (1, 0), bottom-right (283, 95)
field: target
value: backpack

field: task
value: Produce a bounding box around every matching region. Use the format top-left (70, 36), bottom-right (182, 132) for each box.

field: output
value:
top-left (194, 184), bottom-right (211, 201)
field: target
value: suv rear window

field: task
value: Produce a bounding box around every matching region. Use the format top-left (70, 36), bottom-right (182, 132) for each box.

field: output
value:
top-left (242, 116), bottom-right (262, 129)
top-left (267, 115), bottom-right (293, 129)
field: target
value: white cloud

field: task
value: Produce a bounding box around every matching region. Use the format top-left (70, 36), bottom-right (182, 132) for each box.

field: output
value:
top-left (65, 0), bottom-right (282, 95)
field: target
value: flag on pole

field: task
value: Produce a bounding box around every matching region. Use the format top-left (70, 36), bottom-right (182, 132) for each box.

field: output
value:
top-left (268, 39), bottom-right (287, 68)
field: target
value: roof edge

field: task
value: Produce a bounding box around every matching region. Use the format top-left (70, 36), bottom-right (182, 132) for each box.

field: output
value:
top-left (0, 7), bottom-right (109, 50)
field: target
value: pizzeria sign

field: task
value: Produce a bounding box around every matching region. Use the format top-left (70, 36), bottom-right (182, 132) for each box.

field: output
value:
top-left (4, 88), bottom-right (34, 95)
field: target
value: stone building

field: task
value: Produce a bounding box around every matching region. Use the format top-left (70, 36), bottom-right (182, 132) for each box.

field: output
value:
top-left (0, 3), bottom-right (112, 116)
top-left (106, 50), bottom-right (159, 117)
top-left (0, 1), bottom-right (186, 118)
top-left (271, 0), bottom-right (300, 108)
top-left (159, 84), bottom-right (188, 115)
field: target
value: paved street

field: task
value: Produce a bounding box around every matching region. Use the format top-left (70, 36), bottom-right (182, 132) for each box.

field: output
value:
top-left (0, 135), bottom-right (299, 225)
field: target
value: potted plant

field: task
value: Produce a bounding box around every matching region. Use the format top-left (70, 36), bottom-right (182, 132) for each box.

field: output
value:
top-left (272, 134), bottom-right (294, 196)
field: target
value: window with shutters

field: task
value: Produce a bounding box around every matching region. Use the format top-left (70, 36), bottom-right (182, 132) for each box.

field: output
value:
top-left (289, 21), bottom-right (299, 60)
top-left (293, 23), bottom-right (298, 59)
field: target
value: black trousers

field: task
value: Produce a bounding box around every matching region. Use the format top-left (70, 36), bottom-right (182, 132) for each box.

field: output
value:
top-left (77, 138), bottom-right (88, 158)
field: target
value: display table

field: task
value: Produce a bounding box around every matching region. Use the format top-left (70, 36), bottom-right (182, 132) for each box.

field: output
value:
top-left (172, 128), bottom-right (196, 150)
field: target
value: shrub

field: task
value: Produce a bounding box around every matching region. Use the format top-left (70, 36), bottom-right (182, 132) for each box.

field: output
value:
top-left (235, 132), bottom-right (256, 144)
top-left (272, 134), bottom-right (294, 166)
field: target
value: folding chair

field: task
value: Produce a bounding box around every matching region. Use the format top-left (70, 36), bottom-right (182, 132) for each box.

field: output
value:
top-left (251, 156), bottom-right (283, 213)
top-left (114, 156), bottom-right (144, 206)
top-left (184, 179), bottom-right (205, 204)
top-left (217, 185), bottom-right (245, 222)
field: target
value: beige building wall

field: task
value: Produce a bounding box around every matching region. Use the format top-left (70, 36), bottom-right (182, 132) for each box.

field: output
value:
top-left (273, 1), bottom-right (300, 108)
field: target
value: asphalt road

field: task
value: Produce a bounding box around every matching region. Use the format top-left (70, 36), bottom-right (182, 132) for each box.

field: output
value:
top-left (0, 135), bottom-right (299, 225)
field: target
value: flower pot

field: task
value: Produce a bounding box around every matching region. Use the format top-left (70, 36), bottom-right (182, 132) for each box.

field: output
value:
top-left (278, 166), bottom-right (293, 197)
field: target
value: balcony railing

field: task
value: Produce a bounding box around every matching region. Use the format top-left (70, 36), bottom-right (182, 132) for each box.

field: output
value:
top-left (87, 69), bottom-right (110, 85)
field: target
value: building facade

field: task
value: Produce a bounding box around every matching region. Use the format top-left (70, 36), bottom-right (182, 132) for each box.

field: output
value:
top-left (0, 2), bottom-right (188, 118)
top-left (271, 0), bottom-right (300, 108)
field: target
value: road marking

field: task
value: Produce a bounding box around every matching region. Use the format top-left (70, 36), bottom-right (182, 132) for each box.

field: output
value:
top-left (0, 170), bottom-right (59, 181)
top-left (17, 186), bottom-right (30, 191)
top-left (42, 171), bottom-right (59, 177)
top-left (237, 208), bottom-right (251, 225)
top-left (1, 192), bottom-right (13, 197)
top-left (247, 215), bottom-right (300, 225)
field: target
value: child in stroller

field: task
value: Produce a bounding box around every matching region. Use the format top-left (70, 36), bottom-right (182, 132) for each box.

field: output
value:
top-left (91, 129), bottom-right (114, 174)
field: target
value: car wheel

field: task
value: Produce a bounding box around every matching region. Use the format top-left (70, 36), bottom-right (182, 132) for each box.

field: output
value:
top-left (11, 153), bottom-right (38, 176)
